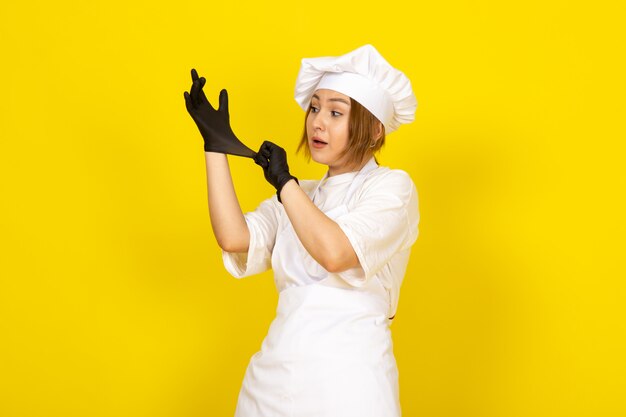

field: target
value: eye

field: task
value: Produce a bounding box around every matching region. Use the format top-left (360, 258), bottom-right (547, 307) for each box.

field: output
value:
top-left (310, 105), bottom-right (319, 113)
top-left (331, 111), bottom-right (343, 117)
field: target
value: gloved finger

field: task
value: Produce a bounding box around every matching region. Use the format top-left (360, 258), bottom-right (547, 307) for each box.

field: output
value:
top-left (218, 89), bottom-right (229, 118)
top-left (254, 154), bottom-right (268, 169)
top-left (253, 152), bottom-right (268, 168)
top-left (190, 79), bottom-right (201, 108)
top-left (190, 79), bottom-right (211, 110)
top-left (276, 146), bottom-right (287, 158)
top-left (184, 91), bottom-right (194, 112)
top-left (264, 141), bottom-right (278, 157)
top-left (268, 142), bottom-right (287, 159)
top-left (258, 141), bottom-right (271, 158)
top-left (264, 140), bottom-right (276, 148)
top-left (197, 77), bottom-right (213, 108)
top-left (259, 140), bottom-right (275, 152)
top-left (191, 68), bottom-right (199, 82)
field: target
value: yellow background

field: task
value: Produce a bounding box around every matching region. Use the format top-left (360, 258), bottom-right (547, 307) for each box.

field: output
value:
top-left (1, 1), bottom-right (624, 416)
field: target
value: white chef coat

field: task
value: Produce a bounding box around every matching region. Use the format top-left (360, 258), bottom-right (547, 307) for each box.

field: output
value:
top-left (223, 156), bottom-right (420, 320)
top-left (222, 156), bottom-right (419, 416)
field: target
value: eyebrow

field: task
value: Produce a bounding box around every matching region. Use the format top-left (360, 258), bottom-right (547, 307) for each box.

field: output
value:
top-left (312, 94), bottom-right (351, 106)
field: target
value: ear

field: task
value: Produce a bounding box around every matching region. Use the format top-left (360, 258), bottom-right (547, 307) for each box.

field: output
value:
top-left (375, 122), bottom-right (383, 140)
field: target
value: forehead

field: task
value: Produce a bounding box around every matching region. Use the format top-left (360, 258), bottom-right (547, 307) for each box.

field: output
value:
top-left (312, 89), bottom-right (351, 103)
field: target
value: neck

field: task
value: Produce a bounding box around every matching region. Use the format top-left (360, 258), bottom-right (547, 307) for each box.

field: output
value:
top-left (327, 154), bottom-right (374, 177)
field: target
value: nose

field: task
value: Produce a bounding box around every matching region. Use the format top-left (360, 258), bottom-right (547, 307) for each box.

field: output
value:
top-left (311, 111), bottom-right (327, 131)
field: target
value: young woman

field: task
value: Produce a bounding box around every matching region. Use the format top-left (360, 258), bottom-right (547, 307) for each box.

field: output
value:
top-left (184, 44), bottom-right (420, 417)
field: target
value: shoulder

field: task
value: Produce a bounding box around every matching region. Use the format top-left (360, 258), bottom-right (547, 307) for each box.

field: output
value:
top-left (361, 166), bottom-right (417, 201)
top-left (357, 166), bottom-right (420, 226)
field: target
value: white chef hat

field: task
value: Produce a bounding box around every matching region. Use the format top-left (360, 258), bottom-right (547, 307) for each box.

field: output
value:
top-left (294, 44), bottom-right (417, 134)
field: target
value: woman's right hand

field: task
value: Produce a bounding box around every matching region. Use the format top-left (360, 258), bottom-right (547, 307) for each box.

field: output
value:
top-left (183, 68), bottom-right (256, 158)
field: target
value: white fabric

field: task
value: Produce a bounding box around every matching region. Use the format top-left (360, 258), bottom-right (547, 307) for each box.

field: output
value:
top-left (317, 72), bottom-right (394, 130)
top-left (222, 157), bottom-right (419, 415)
top-left (222, 157), bottom-right (420, 319)
top-left (294, 44), bottom-right (418, 133)
top-left (235, 284), bottom-right (400, 416)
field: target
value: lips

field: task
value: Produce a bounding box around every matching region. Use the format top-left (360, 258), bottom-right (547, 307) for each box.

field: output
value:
top-left (312, 136), bottom-right (327, 145)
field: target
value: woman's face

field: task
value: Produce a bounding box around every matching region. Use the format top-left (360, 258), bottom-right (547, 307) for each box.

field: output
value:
top-left (306, 89), bottom-right (352, 175)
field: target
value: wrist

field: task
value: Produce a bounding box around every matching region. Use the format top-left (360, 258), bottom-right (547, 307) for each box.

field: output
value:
top-left (277, 177), bottom-right (299, 203)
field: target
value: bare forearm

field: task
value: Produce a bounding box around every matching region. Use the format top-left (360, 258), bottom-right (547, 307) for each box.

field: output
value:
top-left (280, 180), bottom-right (359, 272)
top-left (205, 152), bottom-right (249, 252)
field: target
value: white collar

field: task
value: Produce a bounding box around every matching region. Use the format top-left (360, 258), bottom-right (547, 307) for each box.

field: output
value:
top-left (319, 157), bottom-right (378, 186)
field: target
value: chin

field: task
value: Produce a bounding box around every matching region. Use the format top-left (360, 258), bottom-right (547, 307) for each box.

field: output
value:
top-left (309, 152), bottom-right (327, 166)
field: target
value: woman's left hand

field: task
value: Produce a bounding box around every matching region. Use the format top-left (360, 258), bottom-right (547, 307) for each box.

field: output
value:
top-left (254, 141), bottom-right (299, 203)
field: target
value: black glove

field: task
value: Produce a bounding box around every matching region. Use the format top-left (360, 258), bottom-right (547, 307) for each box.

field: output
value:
top-left (183, 68), bottom-right (256, 158)
top-left (254, 141), bottom-right (299, 203)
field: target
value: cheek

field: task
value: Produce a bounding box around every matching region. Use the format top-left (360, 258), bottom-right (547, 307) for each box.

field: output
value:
top-left (333, 122), bottom-right (350, 147)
